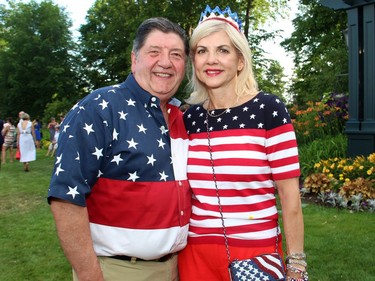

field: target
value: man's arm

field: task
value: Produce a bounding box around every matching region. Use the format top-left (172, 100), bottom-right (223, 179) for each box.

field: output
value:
top-left (50, 199), bottom-right (104, 281)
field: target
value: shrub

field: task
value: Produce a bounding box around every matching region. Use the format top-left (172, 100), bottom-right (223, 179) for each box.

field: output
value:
top-left (303, 152), bottom-right (375, 211)
top-left (289, 93), bottom-right (348, 145)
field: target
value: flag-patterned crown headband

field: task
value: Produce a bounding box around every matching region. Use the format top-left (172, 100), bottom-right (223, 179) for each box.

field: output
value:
top-left (198, 5), bottom-right (243, 32)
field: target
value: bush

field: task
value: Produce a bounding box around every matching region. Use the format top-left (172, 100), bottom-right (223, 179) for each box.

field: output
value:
top-left (302, 152), bottom-right (375, 211)
top-left (289, 93), bottom-right (348, 145)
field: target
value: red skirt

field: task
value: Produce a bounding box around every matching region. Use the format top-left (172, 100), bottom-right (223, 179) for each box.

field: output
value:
top-left (178, 242), bottom-right (284, 281)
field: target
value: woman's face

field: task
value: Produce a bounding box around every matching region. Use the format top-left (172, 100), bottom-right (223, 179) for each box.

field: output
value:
top-left (193, 30), bottom-right (244, 92)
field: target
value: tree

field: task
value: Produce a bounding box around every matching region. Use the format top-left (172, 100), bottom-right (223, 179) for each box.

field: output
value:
top-left (79, 0), bottom-right (290, 101)
top-left (281, 0), bottom-right (348, 105)
top-left (0, 0), bottom-right (78, 119)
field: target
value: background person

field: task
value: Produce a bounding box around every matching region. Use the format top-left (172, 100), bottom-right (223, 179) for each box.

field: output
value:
top-left (45, 125), bottom-right (60, 157)
top-left (33, 119), bottom-right (42, 149)
top-left (0, 115), bottom-right (4, 168)
top-left (47, 117), bottom-right (58, 142)
top-left (178, 6), bottom-right (307, 281)
top-left (1, 117), bottom-right (16, 164)
top-left (48, 17), bottom-right (191, 281)
top-left (17, 112), bottom-right (36, 172)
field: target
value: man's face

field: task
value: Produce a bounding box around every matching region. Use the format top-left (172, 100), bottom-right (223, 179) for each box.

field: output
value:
top-left (131, 30), bottom-right (186, 103)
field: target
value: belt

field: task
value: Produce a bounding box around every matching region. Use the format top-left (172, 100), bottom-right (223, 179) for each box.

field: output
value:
top-left (109, 253), bottom-right (174, 263)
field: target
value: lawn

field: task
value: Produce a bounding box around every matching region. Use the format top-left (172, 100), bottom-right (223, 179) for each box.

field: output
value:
top-left (0, 150), bottom-right (374, 280)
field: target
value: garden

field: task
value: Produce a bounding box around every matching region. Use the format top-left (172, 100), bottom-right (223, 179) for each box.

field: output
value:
top-left (0, 94), bottom-right (375, 280)
top-left (290, 93), bottom-right (375, 212)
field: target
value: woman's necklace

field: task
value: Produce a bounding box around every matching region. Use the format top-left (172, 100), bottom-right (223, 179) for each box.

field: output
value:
top-left (206, 99), bottom-right (237, 118)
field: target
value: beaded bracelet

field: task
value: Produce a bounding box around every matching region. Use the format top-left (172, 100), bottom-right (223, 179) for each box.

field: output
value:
top-left (286, 252), bottom-right (306, 260)
top-left (287, 258), bottom-right (307, 267)
top-left (286, 264), bottom-right (309, 281)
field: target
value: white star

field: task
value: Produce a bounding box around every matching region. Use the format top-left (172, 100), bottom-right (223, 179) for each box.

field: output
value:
top-left (233, 116), bottom-right (239, 120)
top-left (113, 128), bottom-right (119, 140)
top-left (223, 125), bottom-right (228, 129)
top-left (83, 123), bottom-right (94, 135)
top-left (157, 138), bottom-right (166, 149)
top-left (128, 171), bottom-right (140, 182)
top-left (217, 118), bottom-right (222, 123)
top-left (111, 154), bottom-right (123, 165)
top-left (250, 114), bottom-right (256, 119)
top-left (126, 98), bottom-right (136, 106)
top-left (94, 94), bottom-right (101, 100)
top-left (160, 126), bottom-right (168, 135)
top-left (97, 170), bottom-right (103, 177)
top-left (192, 121), bottom-right (196, 126)
top-left (118, 111), bottom-right (128, 120)
top-left (243, 107), bottom-right (249, 111)
top-left (66, 186), bottom-right (79, 199)
top-left (276, 98), bottom-right (281, 103)
top-left (147, 154), bottom-right (156, 166)
top-left (55, 164), bottom-right (64, 176)
top-left (75, 152), bottom-right (80, 161)
top-left (283, 118), bottom-right (288, 124)
top-left (137, 124), bottom-right (147, 134)
top-left (240, 123), bottom-right (245, 128)
top-left (71, 103), bottom-right (79, 110)
top-left (253, 98), bottom-right (259, 103)
top-left (99, 99), bottom-right (109, 110)
top-left (55, 154), bottom-right (62, 164)
top-left (159, 171), bottom-right (169, 181)
top-left (260, 103), bottom-right (265, 109)
top-left (272, 111), bottom-right (278, 117)
top-left (108, 89), bottom-right (116, 93)
top-left (127, 138), bottom-right (138, 149)
top-left (92, 147), bottom-right (103, 160)
top-left (63, 124), bottom-right (70, 132)
top-left (258, 122), bottom-right (264, 128)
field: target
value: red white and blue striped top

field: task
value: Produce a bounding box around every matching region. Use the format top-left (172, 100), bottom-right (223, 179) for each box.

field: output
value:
top-left (183, 92), bottom-right (300, 248)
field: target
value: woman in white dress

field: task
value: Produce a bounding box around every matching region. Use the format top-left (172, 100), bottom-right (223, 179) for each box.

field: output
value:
top-left (17, 112), bottom-right (36, 171)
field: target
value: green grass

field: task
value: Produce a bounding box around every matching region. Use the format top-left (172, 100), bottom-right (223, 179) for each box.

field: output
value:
top-left (0, 150), bottom-right (71, 281)
top-left (1, 150), bottom-right (374, 280)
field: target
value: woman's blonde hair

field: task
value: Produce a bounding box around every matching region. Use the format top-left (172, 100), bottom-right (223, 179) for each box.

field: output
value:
top-left (186, 19), bottom-right (258, 105)
top-left (21, 112), bottom-right (30, 120)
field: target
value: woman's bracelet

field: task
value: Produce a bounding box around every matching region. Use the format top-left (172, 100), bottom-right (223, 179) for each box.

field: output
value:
top-left (286, 264), bottom-right (309, 281)
top-left (286, 252), bottom-right (306, 261)
top-left (286, 258), bottom-right (307, 267)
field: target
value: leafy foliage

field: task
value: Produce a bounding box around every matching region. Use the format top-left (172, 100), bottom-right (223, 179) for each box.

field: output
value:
top-left (0, 0), bottom-right (79, 119)
top-left (282, 0), bottom-right (348, 103)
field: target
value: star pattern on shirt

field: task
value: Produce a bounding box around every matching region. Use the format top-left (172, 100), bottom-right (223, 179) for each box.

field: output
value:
top-left (184, 92), bottom-right (292, 135)
top-left (49, 78), bottom-right (177, 205)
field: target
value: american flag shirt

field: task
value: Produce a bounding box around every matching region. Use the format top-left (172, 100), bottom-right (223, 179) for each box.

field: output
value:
top-left (48, 74), bottom-right (192, 259)
top-left (183, 92), bottom-right (300, 248)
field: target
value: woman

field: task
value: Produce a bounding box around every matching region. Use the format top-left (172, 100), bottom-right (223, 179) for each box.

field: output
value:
top-left (47, 117), bottom-right (58, 142)
top-left (1, 117), bottom-right (16, 164)
top-left (178, 6), bottom-right (307, 281)
top-left (17, 112), bottom-right (36, 171)
top-left (33, 119), bottom-right (42, 149)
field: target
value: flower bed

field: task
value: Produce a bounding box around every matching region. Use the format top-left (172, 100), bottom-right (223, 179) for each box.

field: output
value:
top-left (302, 153), bottom-right (375, 212)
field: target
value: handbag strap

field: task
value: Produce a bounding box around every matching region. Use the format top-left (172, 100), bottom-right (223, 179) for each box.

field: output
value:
top-left (205, 112), bottom-right (279, 266)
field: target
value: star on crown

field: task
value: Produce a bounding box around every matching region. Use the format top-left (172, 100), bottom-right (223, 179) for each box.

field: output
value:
top-left (198, 5), bottom-right (243, 32)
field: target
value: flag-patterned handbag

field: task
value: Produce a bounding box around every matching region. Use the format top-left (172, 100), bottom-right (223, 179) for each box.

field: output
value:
top-left (206, 113), bottom-right (286, 281)
top-left (229, 252), bottom-right (285, 281)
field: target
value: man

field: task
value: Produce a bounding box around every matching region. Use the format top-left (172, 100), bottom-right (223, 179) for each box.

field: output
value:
top-left (48, 17), bottom-right (191, 281)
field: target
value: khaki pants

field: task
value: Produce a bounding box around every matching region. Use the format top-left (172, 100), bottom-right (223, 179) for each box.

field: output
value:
top-left (73, 255), bottom-right (179, 281)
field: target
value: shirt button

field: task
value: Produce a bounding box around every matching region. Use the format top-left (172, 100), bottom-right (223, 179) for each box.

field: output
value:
top-left (180, 211), bottom-right (184, 216)
top-left (151, 97), bottom-right (157, 102)
top-left (178, 181), bottom-right (182, 186)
